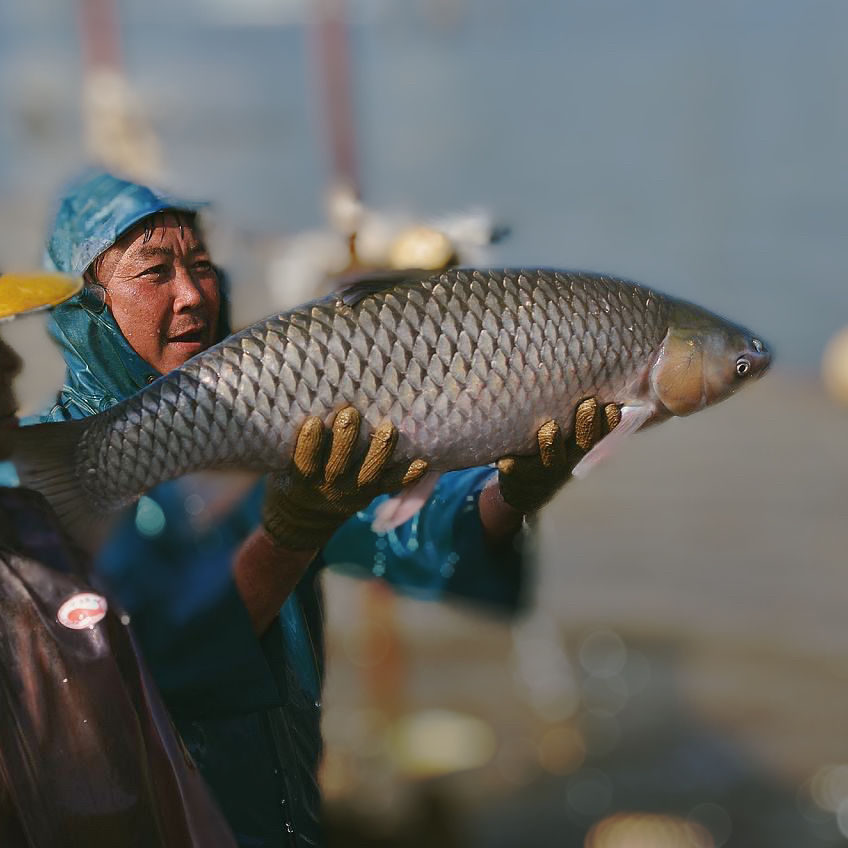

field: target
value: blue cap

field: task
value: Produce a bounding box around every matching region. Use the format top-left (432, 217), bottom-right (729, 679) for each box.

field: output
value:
top-left (45, 170), bottom-right (204, 275)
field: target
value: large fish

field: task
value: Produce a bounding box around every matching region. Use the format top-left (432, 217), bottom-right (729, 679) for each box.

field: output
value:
top-left (14, 269), bottom-right (770, 532)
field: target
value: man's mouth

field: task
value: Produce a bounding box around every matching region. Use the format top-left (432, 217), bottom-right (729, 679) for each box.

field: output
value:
top-left (168, 326), bottom-right (207, 345)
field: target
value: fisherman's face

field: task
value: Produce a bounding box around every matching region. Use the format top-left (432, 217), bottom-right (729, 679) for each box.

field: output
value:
top-left (94, 212), bottom-right (220, 375)
top-left (0, 337), bottom-right (21, 459)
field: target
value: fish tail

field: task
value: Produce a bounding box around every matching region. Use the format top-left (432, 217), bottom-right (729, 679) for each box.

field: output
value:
top-left (12, 420), bottom-right (97, 530)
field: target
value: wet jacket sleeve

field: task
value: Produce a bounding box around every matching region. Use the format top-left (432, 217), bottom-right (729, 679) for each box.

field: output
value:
top-left (0, 461), bottom-right (19, 487)
top-left (94, 481), bottom-right (280, 719)
top-left (321, 467), bottom-right (528, 615)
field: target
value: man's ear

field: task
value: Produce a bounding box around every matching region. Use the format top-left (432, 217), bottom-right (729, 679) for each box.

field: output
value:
top-left (79, 282), bottom-right (108, 314)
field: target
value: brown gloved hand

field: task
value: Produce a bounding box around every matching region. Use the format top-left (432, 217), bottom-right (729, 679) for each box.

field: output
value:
top-left (263, 407), bottom-right (428, 550)
top-left (497, 398), bottom-right (621, 514)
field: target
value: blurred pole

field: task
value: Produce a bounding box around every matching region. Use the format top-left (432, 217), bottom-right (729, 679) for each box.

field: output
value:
top-left (309, 0), bottom-right (408, 723)
top-left (360, 579), bottom-right (405, 721)
top-left (310, 0), bottom-right (360, 198)
top-left (76, 0), bottom-right (161, 181)
top-left (78, 0), bottom-right (122, 71)
top-left (309, 0), bottom-right (363, 263)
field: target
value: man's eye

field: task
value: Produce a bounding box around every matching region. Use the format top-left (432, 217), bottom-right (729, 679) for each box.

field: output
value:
top-left (142, 265), bottom-right (168, 278)
top-left (193, 260), bottom-right (213, 273)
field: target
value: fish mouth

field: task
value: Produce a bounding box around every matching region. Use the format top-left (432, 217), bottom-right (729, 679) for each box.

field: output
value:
top-left (744, 337), bottom-right (771, 378)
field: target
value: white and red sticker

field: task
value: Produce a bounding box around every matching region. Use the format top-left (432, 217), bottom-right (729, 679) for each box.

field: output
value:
top-left (57, 593), bottom-right (108, 630)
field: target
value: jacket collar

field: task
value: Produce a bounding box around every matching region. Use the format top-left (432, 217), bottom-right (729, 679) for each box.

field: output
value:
top-left (44, 272), bottom-right (232, 420)
top-left (47, 289), bottom-right (156, 417)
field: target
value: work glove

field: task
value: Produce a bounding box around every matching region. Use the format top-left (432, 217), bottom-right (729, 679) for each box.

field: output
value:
top-left (497, 398), bottom-right (621, 514)
top-left (263, 407), bottom-right (428, 550)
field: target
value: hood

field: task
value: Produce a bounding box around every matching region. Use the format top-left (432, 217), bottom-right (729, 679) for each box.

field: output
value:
top-left (45, 169), bottom-right (205, 277)
top-left (41, 169), bottom-right (230, 419)
top-left (44, 274), bottom-right (233, 419)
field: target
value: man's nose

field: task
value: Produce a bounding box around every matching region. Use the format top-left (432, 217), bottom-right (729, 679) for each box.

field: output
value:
top-left (172, 264), bottom-right (206, 310)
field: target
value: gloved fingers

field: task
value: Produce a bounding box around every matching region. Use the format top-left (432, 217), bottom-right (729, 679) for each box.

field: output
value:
top-left (292, 416), bottom-right (325, 478)
top-left (497, 420), bottom-right (562, 478)
top-left (374, 460), bottom-right (425, 495)
top-left (401, 458), bottom-right (429, 486)
top-left (496, 456), bottom-right (517, 477)
top-left (536, 419), bottom-right (567, 470)
top-left (356, 421), bottom-right (398, 487)
top-left (603, 403), bottom-right (621, 433)
top-left (324, 407), bottom-right (360, 484)
top-left (573, 398), bottom-right (601, 452)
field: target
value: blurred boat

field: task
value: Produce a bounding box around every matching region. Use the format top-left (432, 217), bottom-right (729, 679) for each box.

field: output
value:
top-left (267, 182), bottom-right (510, 309)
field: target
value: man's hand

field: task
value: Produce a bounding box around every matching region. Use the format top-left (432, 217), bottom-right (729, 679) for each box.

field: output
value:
top-left (496, 398), bottom-right (621, 515)
top-left (239, 407), bottom-right (428, 634)
top-left (263, 407), bottom-right (428, 551)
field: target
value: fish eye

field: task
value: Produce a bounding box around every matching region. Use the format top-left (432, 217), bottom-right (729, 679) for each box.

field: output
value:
top-left (752, 338), bottom-right (764, 353)
top-left (736, 357), bottom-right (750, 377)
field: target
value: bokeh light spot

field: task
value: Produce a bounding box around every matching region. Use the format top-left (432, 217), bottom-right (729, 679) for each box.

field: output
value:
top-left (389, 709), bottom-right (496, 778)
top-left (585, 811), bottom-right (714, 848)
top-left (579, 628), bottom-right (627, 678)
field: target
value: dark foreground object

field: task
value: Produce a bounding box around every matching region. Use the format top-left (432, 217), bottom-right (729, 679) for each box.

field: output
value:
top-left (0, 487), bottom-right (236, 847)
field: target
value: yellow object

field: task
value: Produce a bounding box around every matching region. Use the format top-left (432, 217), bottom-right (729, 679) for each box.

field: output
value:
top-left (0, 272), bottom-right (83, 321)
top-left (388, 225), bottom-right (456, 270)
top-left (822, 327), bottom-right (848, 406)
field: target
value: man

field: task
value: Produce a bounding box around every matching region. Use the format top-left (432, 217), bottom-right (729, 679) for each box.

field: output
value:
top-left (33, 170), bottom-right (617, 846)
top-left (0, 271), bottom-right (236, 847)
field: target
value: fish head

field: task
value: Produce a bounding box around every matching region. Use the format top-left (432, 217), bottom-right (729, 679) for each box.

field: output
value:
top-left (649, 300), bottom-right (771, 416)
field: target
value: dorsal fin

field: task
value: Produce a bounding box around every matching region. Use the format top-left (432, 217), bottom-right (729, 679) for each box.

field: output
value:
top-left (334, 268), bottom-right (439, 308)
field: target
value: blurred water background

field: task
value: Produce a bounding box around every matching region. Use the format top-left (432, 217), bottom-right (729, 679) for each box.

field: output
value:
top-left (2, 1), bottom-right (848, 846)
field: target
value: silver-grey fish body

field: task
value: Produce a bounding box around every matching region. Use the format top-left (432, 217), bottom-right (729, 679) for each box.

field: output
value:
top-left (73, 269), bottom-right (673, 509)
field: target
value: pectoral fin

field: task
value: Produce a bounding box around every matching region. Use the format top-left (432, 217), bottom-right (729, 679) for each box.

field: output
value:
top-left (570, 404), bottom-right (654, 479)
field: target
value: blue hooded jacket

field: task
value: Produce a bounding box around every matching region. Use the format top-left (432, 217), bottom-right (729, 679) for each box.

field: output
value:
top-left (35, 171), bottom-right (528, 847)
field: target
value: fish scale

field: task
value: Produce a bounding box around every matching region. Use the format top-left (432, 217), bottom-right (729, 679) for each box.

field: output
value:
top-left (65, 269), bottom-right (671, 512)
